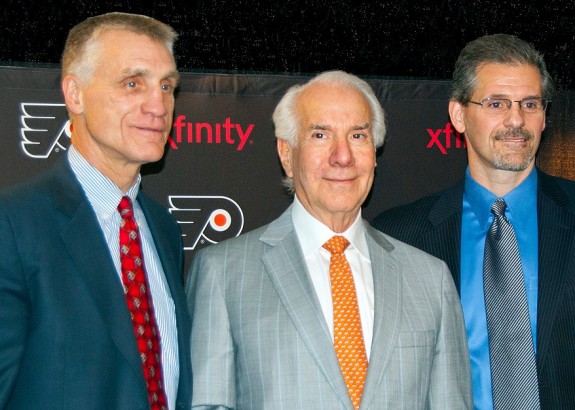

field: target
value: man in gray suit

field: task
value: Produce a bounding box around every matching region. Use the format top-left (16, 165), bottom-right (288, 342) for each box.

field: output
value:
top-left (186, 70), bottom-right (472, 409)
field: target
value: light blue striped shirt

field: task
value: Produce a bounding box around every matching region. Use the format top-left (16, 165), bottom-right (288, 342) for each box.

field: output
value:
top-left (68, 146), bottom-right (179, 409)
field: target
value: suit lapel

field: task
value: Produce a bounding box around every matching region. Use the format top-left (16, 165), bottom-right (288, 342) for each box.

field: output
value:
top-left (359, 224), bottom-right (402, 409)
top-left (260, 208), bottom-right (352, 408)
top-left (53, 161), bottom-right (147, 385)
top-left (536, 171), bottom-right (575, 368)
top-left (426, 183), bottom-right (464, 291)
top-left (137, 192), bottom-right (183, 307)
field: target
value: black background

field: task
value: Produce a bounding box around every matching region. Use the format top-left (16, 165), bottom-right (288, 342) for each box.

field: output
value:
top-left (2, 0), bottom-right (574, 89)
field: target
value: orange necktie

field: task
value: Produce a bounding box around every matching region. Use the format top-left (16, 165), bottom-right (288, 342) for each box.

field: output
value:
top-left (323, 235), bottom-right (368, 410)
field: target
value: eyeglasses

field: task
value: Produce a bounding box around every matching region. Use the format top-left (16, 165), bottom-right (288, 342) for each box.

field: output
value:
top-left (467, 97), bottom-right (550, 114)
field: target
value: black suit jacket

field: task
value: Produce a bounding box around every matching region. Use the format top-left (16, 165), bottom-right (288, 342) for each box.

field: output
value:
top-left (0, 157), bottom-right (192, 409)
top-left (372, 168), bottom-right (575, 409)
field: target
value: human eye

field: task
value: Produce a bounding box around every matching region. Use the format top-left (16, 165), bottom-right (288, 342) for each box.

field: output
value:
top-left (351, 132), bottom-right (371, 144)
top-left (521, 99), bottom-right (539, 112)
top-left (123, 77), bottom-right (142, 90)
top-left (484, 98), bottom-right (507, 111)
top-left (312, 131), bottom-right (327, 139)
top-left (161, 76), bottom-right (178, 93)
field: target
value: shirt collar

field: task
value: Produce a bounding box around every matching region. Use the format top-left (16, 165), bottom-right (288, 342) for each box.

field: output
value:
top-left (291, 195), bottom-right (369, 259)
top-left (68, 145), bottom-right (141, 218)
top-left (464, 166), bottom-right (537, 230)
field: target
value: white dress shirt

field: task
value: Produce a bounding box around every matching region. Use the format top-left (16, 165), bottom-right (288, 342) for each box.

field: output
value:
top-left (291, 196), bottom-right (375, 359)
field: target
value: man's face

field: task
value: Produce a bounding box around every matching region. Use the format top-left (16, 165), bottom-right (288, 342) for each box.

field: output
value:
top-left (450, 63), bottom-right (546, 177)
top-left (278, 83), bottom-right (376, 229)
top-left (69, 29), bottom-right (179, 175)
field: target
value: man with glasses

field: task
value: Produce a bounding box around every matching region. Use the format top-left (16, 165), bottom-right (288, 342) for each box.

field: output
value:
top-left (372, 34), bottom-right (575, 410)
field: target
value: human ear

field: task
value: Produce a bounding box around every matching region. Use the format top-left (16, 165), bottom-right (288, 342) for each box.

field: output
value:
top-left (448, 100), bottom-right (466, 133)
top-left (277, 138), bottom-right (293, 177)
top-left (61, 75), bottom-right (83, 115)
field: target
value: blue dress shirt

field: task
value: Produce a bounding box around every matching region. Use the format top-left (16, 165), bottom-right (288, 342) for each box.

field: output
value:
top-left (461, 167), bottom-right (538, 410)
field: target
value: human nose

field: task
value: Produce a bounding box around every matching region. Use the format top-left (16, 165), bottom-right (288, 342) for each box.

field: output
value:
top-left (142, 86), bottom-right (169, 117)
top-left (503, 101), bottom-right (526, 128)
top-left (329, 137), bottom-right (354, 166)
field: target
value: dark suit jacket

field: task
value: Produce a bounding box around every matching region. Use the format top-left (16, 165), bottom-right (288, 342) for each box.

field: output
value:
top-left (0, 157), bottom-right (192, 409)
top-left (372, 168), bottom-right (575, 409)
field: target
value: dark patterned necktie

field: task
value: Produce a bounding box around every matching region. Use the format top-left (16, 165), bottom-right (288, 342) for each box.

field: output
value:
top-left (118, 196), bottom-right (168, 410)
top-left (483, 199), bottom-right (540, 410)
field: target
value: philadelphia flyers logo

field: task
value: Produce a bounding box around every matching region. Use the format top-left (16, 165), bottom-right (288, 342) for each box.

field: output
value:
top-left (168, 195), bottom-right (244, 250)
top-left (20, 103), bottom-right (71, 158)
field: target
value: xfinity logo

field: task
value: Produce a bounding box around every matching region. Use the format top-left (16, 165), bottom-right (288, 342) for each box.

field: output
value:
top-left (169, 115), bottom-right (255, 151)
top-left (426, 122), bottom-right (466, 154)
top-left (168, 195), bottom-right (244, 251)
top-left (20, 103), bottom-right (71, 158)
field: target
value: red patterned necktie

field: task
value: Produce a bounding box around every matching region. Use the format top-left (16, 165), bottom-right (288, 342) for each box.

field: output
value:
top-left (118, 196), bottom-right (168, 410)
top-left (323, 235), bottom-right (368, 410)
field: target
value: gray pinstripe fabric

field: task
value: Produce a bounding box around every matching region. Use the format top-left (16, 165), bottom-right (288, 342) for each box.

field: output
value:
top-left (186, 206), bottom-right (472, 409)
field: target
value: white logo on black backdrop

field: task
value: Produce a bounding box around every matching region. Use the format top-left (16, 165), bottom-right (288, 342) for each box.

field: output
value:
top-left (20, 103), bottom-right (71, 159)
top-left (168, 195), bottom-right (244, 250)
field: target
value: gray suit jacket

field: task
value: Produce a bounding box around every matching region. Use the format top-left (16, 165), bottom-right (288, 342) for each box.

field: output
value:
top-left (186, 206), bottom-right (472, 409)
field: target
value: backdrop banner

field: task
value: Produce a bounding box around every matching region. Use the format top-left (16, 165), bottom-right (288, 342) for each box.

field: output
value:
top-left (1, 66), bottom-right (572, 272)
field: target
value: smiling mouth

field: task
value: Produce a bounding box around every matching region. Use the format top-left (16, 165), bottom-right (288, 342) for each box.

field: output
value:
top-left (326, 177), bottom-right (356, 183)
top-left (136, 126), bottom-right (166, 136)
top-left (494, 129), bottom-right (533, 143)
top-left (496, 137), bottom-right (529, 142)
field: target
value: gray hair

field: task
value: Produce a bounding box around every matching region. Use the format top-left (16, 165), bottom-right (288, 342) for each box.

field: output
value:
top-left (61, 12), bottom-right (178, 84)
top-left (272, 70), bottom-right (386, 192)
top-left (451, 33), bottom-right (554, 103)
top-left (272, 70), bottom-right (387, 148)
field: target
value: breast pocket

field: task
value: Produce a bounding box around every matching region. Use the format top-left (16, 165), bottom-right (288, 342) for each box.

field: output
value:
top-left (394, 330), bottom-right (436, 383)
top-left (396, 330), bottom-right (436, 348)
top-left (384, 330), bottom-right (437, 407)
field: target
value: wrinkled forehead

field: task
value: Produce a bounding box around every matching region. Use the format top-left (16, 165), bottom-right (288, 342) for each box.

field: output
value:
top-left (472, 62), bottom-right (543, 97)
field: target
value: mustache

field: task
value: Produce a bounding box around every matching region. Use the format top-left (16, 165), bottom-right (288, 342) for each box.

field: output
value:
top-left (493, 128), bottom-right (534, 141)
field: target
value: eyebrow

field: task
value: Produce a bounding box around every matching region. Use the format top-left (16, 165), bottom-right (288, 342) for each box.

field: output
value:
top-left (309, 123), bottom-right (330, 131)
top-left (119, 67), bottom-right (180, 85)
top-left (486, 93), bottom-right (542, 100)
top-left (352, 123), bottom-right (370, 131)
top-left (166, 70), bottom-right (180, 85)
top-left (308, 123), bottom-right (370, 131)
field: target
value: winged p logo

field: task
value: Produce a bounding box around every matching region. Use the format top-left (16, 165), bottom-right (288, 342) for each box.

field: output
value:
top-left (20, 103), bottom-right (71, 158)
top-left (168, 195), bottom-right (244, 251)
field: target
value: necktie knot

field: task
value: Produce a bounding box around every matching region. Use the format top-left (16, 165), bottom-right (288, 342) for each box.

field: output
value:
top-left (323, 235), bottom-right (350, 255)
top-left (489, 199), bottom-right (509, 241)
top-left (118, 196), bottom-right (134, 218)
top-left (491, 198), bottom-right (507, 217)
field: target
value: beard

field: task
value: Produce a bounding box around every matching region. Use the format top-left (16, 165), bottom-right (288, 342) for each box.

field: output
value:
top-left (491, 128), bottom-right (536, 171)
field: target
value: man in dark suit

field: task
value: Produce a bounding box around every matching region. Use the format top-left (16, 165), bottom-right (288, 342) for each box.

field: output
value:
top-left (0, 12), bottom-right (191, 409)
top-left (373, 34), bottom-right (575, 410)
